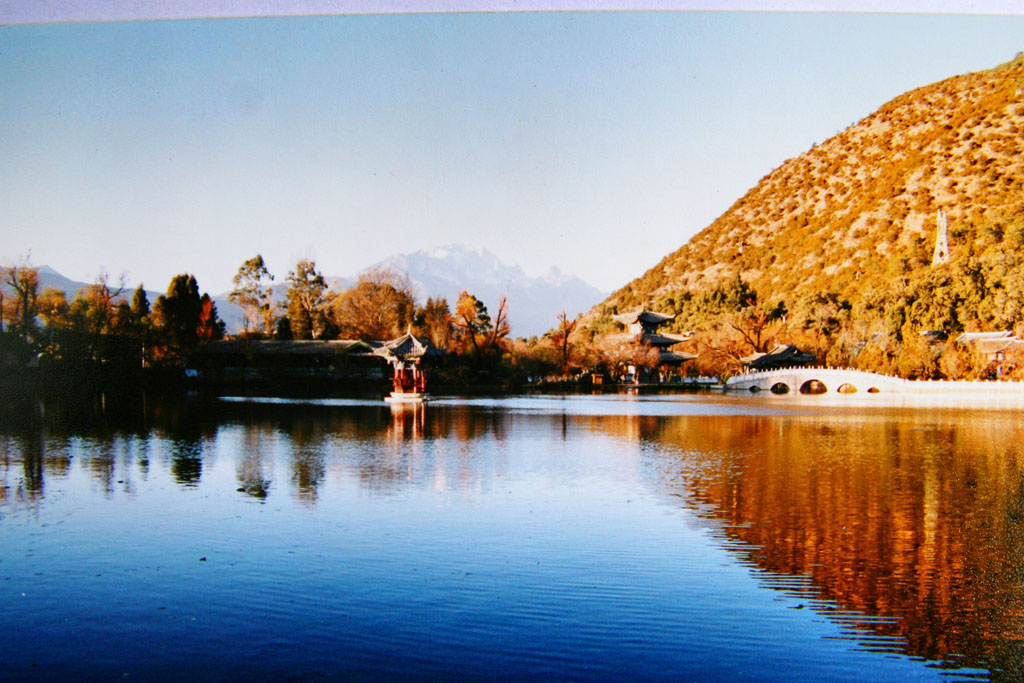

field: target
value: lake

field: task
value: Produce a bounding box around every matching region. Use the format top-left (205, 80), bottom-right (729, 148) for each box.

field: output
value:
top-left (2, 391), bottom-right (1022, 681)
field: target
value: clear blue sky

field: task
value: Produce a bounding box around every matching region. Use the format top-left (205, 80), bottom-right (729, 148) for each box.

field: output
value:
top-left (2, 7), bottom-right (1023, 295)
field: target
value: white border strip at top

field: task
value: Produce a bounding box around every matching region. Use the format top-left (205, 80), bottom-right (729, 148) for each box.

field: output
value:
top-left (2, 0), bottom-right (1024, 26)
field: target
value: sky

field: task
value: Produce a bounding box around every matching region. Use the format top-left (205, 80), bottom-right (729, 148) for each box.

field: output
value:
top-left (2, 3), bottom-right (1024, 296)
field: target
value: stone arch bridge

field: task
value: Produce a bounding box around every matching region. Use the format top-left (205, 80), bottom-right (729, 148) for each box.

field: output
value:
top-left (725, 367), bottom-right (908, 395)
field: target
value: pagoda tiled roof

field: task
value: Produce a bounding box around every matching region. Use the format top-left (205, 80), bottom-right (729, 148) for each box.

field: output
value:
top-left (643, 333), bottom-right (690, 348)
top-left (604, 331), bottom-right (691, 348)
top-left (658, 350), bottom-right (698, 364)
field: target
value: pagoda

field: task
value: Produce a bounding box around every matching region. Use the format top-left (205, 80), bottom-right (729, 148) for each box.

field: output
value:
top-left (608, 309), bottom-right (696, 382)
top-left (373, 329), bottom-right (443, 403)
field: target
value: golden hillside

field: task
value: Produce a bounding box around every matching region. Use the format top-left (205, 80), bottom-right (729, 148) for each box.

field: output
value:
top-left (599, 54), bottom-right (1024, 321)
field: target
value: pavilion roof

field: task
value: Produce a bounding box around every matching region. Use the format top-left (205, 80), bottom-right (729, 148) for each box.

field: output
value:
top-left (373, 330), bottom-right (443, 359)
top-left (955, 331), bottom-right (1015, 344)
top-left (611, 310), bottom-right (675, 326)
top-left (954, 330), bottom-right (1024, 356)
top-left (741, 344), bottom-right (816, 370)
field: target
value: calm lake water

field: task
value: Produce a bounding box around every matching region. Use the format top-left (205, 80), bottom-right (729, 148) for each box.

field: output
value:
top-left (2, 392), bottom-right (1023, 681)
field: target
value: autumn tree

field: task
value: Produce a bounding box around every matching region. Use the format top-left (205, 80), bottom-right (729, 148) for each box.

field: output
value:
top-left (939, 340), bottom-right (984, 380)
top-left (331, 267), bottom-right (415, 341)
top-left (284, 259), bottom-right (330, 340)
top-left (595, 335), bottom-right (661, 381)
top-left (5, 262), bottom-right (40, 342)
top-left (37, 288), bottom-right (72, 330)
top-left (894, 323), bottom-right (940, 379)
top-left (795, 292), bottom-right (851, 362)
top-left (487, 295), bottom-right (511, 350)
top-left (454, 291), bottom-right (511, 356)
top-left (571, 334), bottom-right (609, 376)
top-left (415, 297), bottom-right (453, 350)
top-left (690, 332), bottom-right (751, 380)
top-left (852, 339), bottom-right (895, 376)
top-left (197, 294), bottom-right (225, 341)
top-left (551, 310), bottom-right (578, 374)
top-left (454, 291), bottom-right (491, 355)
top-left (229, 254), bottom-right (275, 337)
top-left (679, 276), bottom-right (788, 375)
top-left (71, 272), bottom-right (125, 336)
top-left (507, 337), bottom-right (560, 380)
top-left (729, 298), bottom-right (788, 354)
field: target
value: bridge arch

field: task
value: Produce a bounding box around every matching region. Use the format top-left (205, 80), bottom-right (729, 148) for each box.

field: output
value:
top-left (799, 379), bottom-right (828, 395)
top-left (726, 368), bottom-right (903, 395)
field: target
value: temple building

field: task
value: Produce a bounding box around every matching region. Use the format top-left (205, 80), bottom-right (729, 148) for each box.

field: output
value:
top-left (187, 332), bottom-right (443, 397)
top-left (740, 344), bottom-right (816, 371)
top-left (607, 309), bottom-right (696, 383)
top-left (189, 339), bottom-right (383, 385)
top-left (955, 331), bottom-right (1024, 376)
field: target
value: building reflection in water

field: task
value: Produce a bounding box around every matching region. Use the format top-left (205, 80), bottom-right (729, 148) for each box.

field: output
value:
top-left (389, 402), bottom-right (425, 441)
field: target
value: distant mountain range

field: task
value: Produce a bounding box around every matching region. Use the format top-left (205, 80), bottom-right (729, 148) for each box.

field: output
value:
top-left (9, 266), bottom-right (165, 307)
top-left (12, 246), bottom-right (606, 339)
top-left (364, 244), bottom-right (605, 338)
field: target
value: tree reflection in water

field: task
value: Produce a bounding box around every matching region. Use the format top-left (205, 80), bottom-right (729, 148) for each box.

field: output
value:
top-left (3, 393), bottom-right (1024, 676)
top-left (169, 437), bottom-right (203, 486)
top-left (236, 428), bottom-right (274, 500)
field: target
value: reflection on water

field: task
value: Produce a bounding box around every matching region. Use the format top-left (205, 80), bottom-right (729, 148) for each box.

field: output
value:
top-left (1, 393), bottom-right (1022, 678)
top-left (630, 409), bottom-right (1024, 676)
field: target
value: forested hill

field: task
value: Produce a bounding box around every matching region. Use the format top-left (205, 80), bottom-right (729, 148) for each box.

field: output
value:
top-left (589, 54), bottom-right (1024, 335)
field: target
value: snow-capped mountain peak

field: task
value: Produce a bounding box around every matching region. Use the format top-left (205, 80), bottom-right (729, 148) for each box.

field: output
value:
top-left (365, 245), bottom-right (604, 337)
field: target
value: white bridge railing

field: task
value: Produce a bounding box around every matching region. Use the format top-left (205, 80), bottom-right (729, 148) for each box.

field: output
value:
top-left (725, 366), bottom-right (1024, 396)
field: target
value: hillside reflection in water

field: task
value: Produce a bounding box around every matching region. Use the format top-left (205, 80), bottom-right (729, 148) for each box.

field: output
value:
top-left (1, 393), bottom-right (1020, 679)
top-left (604, 406), bottom-right (1024, 676)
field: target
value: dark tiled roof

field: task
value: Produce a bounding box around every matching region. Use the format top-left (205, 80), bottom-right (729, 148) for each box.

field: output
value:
top-left (612, 310), bottom-right (675, 326)
top-left (604, 332), bottom-right (691, 349)
top-left (201, 340), bottom-right (374, 355)
top-left (643, 333), bottom-right (690, 348)
top-left (659, 350), bottom-right (698, 364)
top-left (742, 344), bottom-right (816, 370)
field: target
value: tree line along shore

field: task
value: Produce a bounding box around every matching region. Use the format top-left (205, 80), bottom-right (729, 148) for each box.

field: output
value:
top-left (1, 256), bottom-right (615, 395)
top-left (2, 252), bottom-right (1021, 400)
